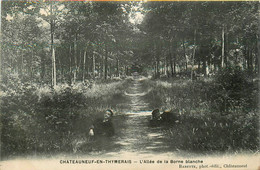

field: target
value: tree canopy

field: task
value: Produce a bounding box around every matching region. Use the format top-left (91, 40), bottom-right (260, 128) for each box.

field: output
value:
top-left (1, 1), bottom-right (259, 85)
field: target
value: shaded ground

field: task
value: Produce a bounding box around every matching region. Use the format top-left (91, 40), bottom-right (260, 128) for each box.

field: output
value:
top-left (77, 76), bottom-right (177, 157)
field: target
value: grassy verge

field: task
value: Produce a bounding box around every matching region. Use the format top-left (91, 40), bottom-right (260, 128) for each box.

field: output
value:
top-left (0, 76), bottom-right (130, 159)
top-left (141, 69), bottom-right (259, 153)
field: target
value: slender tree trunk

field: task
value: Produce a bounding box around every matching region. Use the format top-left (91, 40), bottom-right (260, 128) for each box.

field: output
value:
top-left (166, 57), bottom-right (169, 77)
top-left (202, 56), bottom-right (206, 76)
top-left (52, 47), bottom-right (56, 87)
top-left (92, 53), bottom-right (95, 79)
top-left (173, 61), bottom-right (176, 74)
top-left (21, 50), bottom-right (24, 77)
top-left (79, 50), bottom-right (82, 81)
top-left (246, 45), bottom-right (250, 70)
top-left (157, 60), bottom-right (160, 77)
top-left (248, 48), bottom-right (254, 76)
top-left (31, 50), bottom-right (33, 80)
top-left (255, 51), bottom-right (258, 74)
top-left (102, 56), bottom-right (105, 78)
top-left (182, 36), bottom-right (188, 72)
top-left (40, 52), bottom-right (45, 80)
top-left (225, 31), bottom-right (229, 67)
top-left (109, 63), bottom-right (112, 78)
top-left (104, 45), bottom-right (108, 80)
top-left (116, 58), bottom-right (119, 77)
top-left (50, 2), bottom-right (56, 87)
top-left (83, 50), bottom-right (86, 82)
top-left (69, 45), bottom-right (72, 84)
top-left (154, 62), bottom-right (157, 77)
top-left (99, 62), bottom-right (102, 78)
top-left (257, 29), bottom-right (260, 76)
top-left (221, 25), bottom-right (225, 68)
top-left (154, 42), bottom-right (160, 77)
top-left (168, 41), bottom-right (174, 77)
top-left (86, 51), bottom-right (90, 79)
top-left (191, 29), bottom-right (197, 80)
top-left (125, 65), bottom-right (128, 76)
top-left (61, 62), bottom-right (64, 82)
top-left (164, 55), bottom-right (167, 76)
top-left (73, 34), bottom-right (77, 83)
top-left (198, 58), bottom-right (201, 73)
top-left (170, 58), bottom-right (174, 77)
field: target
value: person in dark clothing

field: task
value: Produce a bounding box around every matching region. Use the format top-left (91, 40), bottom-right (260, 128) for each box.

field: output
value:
top-left (102, 109), bottom-right (115, 136)
top-left (150, 109), bottom-right (161, 126)
top-left (92, 109), bottom-right (115, 137)
top-left (151, 109), bottom-right (161, 120)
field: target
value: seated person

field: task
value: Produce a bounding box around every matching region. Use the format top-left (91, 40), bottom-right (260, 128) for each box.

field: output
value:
top-left (102, 109), bottom-right (115, 136)
top-left (93, 109), bottom-right (115, 137)
top-left (150, 109), bottom-right (161, 126)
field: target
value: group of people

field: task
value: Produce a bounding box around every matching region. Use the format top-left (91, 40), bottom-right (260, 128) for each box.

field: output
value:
top-left (87, 108), bottom-right (179, 141)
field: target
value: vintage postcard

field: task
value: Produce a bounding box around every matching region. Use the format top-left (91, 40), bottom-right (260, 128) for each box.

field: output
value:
top-left (0, 0), bottom-right (259, 169)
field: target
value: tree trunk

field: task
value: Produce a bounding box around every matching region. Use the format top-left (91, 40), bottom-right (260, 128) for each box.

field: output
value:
top-left (164, 55), bottom-right (168, 76)
top-left (248, 48), bottom-right (253, 76)
top-left (21, 50), bottom-right (24, 77)
top-left (52, 47), bottom-right (56, 87)
top-left (40, 52), bottom-right (45, 80)
top-left (99, 62), bottom-right (102, 78)
top-left (202, 56), bottom-right (206, 76)
top-left (191, 29), bottom-right (197, 80)
top-left (116, 58), bottom-right (119, 77)
top-left (182, 36), bottom-right (188, 71)
top-left (221, 25), bottom-right (225, 68)
top-left (92, 53), bottom-right (95, 79)
top-left (69, 45), bottom-right (72, 84)
top-left (79, 50), bottom-right (82, 81)
top-left (125, 65), bottom-right (128, 76)
top-left (225, 30), bottom-right (229, 67)
top-left (170, 57), bottom-right (174, 77)
top-left (83, 50), bottom-right (86, 82)
top-left (173, 61), bottom-right (176, 74)
top-left (166, 57), bottom-right (169, 77)
top-left (73, 34), bottom-right (77, 83)
top-left (198, 58), bottom-right (201, 73)
top-left (154, 62), bottom-right (157, 77)
top-left (109, 63), bottom-right (112, 78)
top-left (102, 56), bottom-right (105, 78)
top-left (31, 50), bottom-right (33, 80)
top-left (256, 26), bottom-right (260, 76)
top-left (50, 2), bottom-right (56, 88)
top-left (255, 51), bottom-right (258, 74)
top-left (168, 41), bottom-right (174, 77)
top-left (104, 45), bottom-right (108, 80)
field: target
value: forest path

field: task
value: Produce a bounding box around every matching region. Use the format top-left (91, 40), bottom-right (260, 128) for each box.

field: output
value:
top-left (85, 76), bottom-right (177, 158)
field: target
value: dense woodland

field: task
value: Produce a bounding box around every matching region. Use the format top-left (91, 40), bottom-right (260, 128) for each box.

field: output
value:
top-left (1, 1), bottom-right (259, 158)
top-left (1, 1), bottom-right (259, 84)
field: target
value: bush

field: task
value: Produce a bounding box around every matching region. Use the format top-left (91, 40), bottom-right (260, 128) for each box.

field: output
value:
top-left (209, 67), bottom-right (257, 113)
top-left (142, 71), bottom-right (259, 153)
top-left (166, 111), bottom-right (259, 152)
top-left (1, 74), bottom-right (129, 158)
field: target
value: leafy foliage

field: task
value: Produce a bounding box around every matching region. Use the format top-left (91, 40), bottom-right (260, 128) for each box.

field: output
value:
top-left (209, 67), bottom-right (257, 113)
top-left (1, 74), bottom-right (129, 158)
top-left (142, 71), bottom-right (259, 152)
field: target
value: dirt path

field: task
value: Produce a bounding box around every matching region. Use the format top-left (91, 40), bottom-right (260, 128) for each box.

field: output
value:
top-left (86, 76), bottom-right (176, 158)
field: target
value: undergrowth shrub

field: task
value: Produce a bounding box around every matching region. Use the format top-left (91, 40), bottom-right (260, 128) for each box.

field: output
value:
top-left (142, 69), bottom-right (259, 152)
top-left (165, 111), bottom-right (259, 152)
top-left (208, 67), bottom-right (257, 113)
top-left (1, 74), bottom-right (129, 158)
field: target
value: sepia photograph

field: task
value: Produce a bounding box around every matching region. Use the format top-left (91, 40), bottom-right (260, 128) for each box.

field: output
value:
top-left (0, 0), bottom-right (259, 169)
